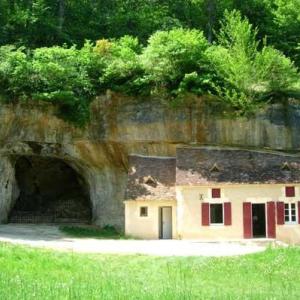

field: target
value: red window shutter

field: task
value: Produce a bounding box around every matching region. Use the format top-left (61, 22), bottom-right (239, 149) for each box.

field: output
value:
top-left (243, 202), bottom-right (252, 239)
top-left (224, 202), bottom-right (232, 226)
top-left (286, 186), bottom-right (295, 197)
top-left (201, 203), bottom-right (210, 226)
top-left (267, 202), bottom-right (276, 238)
top-left (212, 188), bottom-right (221, 198)
top-left (276, 202), bottom-right (285, 225)
top-left (298, 202), bottom-right (300, 225)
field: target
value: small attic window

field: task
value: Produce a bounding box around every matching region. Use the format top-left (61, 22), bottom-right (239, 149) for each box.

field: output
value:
top-left (210, 163), bottom-right (220, 173)
top-left (281, 162), bottom-right (291, 171)
top-left (144, 176), bottom-right (157, 187)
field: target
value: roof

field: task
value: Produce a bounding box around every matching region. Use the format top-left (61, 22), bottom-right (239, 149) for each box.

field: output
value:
top-left (176, 147), bottom-right (300, 185)
top-left (125, 155), bottom-right (176, 201)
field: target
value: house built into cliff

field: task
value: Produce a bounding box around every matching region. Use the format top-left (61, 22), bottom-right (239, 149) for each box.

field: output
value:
top-left (124, 147), bottom-right (300, 244)
top-left (1, 99), bottom-right (300, 244)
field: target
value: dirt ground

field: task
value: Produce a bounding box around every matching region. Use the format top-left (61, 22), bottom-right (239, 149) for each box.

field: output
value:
top-left (0, 224), bottom-right (268, 256)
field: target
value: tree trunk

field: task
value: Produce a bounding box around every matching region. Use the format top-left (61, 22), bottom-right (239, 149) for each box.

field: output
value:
top-left (206, 0), bottom-right (216, 44)
top-left (58, 0), bottom-right (65, 35)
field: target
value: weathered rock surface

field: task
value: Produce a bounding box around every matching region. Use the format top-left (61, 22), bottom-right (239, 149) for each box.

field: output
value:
top-left (0, 94), bottom-right (300, 229)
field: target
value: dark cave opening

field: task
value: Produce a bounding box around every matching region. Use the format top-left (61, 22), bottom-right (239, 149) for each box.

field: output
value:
top-left (9, 156), bottom-right (92, 224)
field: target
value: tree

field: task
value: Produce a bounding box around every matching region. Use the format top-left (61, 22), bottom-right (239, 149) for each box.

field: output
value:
top-left (266, 0), bottom-right (300, 66)
top-left (208, 10), bottom-right (298, 112)
top-left (141, 28), bottom-right (214, 97)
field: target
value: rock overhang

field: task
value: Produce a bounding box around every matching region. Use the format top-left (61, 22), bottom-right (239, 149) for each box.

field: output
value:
top-left (2, 96), bottom-right (300, 229)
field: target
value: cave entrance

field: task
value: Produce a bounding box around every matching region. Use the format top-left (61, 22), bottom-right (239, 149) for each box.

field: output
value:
top-left (9, 156), bottom-right (92, 224)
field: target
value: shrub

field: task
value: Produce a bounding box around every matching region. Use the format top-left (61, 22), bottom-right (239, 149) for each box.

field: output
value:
top-left (0, 46), bottom-right (30, 100)
top-left (31, 46), bottom-right (98, 126)
top-left (141, 28), bottom-right (212, 96)
top-left (0, 44), bottom-right (100, 126)
top-left (254, 46), bottom-right (298, 95)
top-left (97, 36), bottom-right (147, 94)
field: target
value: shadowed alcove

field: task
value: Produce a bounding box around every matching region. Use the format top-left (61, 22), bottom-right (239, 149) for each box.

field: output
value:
top-left (9, 156), bottom-right (92, 223)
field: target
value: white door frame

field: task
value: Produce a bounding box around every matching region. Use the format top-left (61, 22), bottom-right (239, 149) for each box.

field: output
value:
top-left (159, 206), bottom-right (172, 239)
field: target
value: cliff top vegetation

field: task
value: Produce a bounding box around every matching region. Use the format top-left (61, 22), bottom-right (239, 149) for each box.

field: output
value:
top-left (0, 1), bottom-right (299, 126)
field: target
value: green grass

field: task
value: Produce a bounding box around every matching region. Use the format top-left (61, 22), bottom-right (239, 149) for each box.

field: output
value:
top-left (0, 243), bottom-right (299, 300)
top-left (59, 225), bottom-right (129, 239)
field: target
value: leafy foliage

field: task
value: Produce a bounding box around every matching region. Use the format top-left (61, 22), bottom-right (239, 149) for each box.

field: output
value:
top-left (0, 7), bottom-right (299, 125)
top-left (141, 28), bottom-right (212, 96)
top-left (97, 36), bottom-right (146, 95)
top-left (0, 0), bottom-right (300, 67)
top-left (208, 10), bottom-right (298, 113)
top-left (267, 0), bottom-right (300, 66)
top-left (0, 44), bottom-right (99, 126)
top-left (255, 46), bottom-right (298, 95)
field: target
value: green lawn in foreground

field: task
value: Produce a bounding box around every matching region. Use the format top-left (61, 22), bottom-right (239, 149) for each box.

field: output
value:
top-left (0, 243), bottom-right (299, 300)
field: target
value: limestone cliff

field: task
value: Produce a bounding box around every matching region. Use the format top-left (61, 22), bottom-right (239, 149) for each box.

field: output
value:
top-left (0, 93), bottom-right (300, 229)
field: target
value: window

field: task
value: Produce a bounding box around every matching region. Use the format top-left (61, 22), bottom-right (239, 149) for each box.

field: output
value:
top-left (140, 207), bottom-right (148, 217)
top-left (210, 203), bottom-right (223, 224)
top-left (285, 186), bottom-right (295, 197)
top-left (284, 203), bottom-right (297, 224)
top-left (212, 188), bottom-right (221, 198)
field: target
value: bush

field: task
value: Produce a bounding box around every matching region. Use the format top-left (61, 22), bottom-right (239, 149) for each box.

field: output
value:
top-left (97, 36), bottom-right (147, 94)
top-left (0, 44), bottom-right (100, 126)
top-left (30, 45), bottom-right (97, 125)
top-left (0, 46), bottom-right (30, 100)
top-left (255, 46), bottom-right (298, 95)
top-left (141, 28), bottom-right (212, 96)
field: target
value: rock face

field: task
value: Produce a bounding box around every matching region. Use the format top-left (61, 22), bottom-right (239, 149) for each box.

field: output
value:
top-left (0, 94), bottom-right (300, 229)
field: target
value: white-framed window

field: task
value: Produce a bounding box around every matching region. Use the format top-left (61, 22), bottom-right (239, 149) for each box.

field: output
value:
top-left (284, 203), bottom-right (297, 224)
top-left (140, 206), bottom-right (148, 217)
top-left (210, 203), bottom-right (223, 225)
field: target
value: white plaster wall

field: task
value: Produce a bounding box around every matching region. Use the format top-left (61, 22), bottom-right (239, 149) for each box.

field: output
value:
top-left (125, 200), bottom-right (177, 239)
top-left (177, 184), bottom-right (300, 243)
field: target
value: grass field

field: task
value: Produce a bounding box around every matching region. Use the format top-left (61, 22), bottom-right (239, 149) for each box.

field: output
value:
top-left (0, 243), bottom-right (299, 300)
top-left (59, 225), bottom-right (129, 239)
